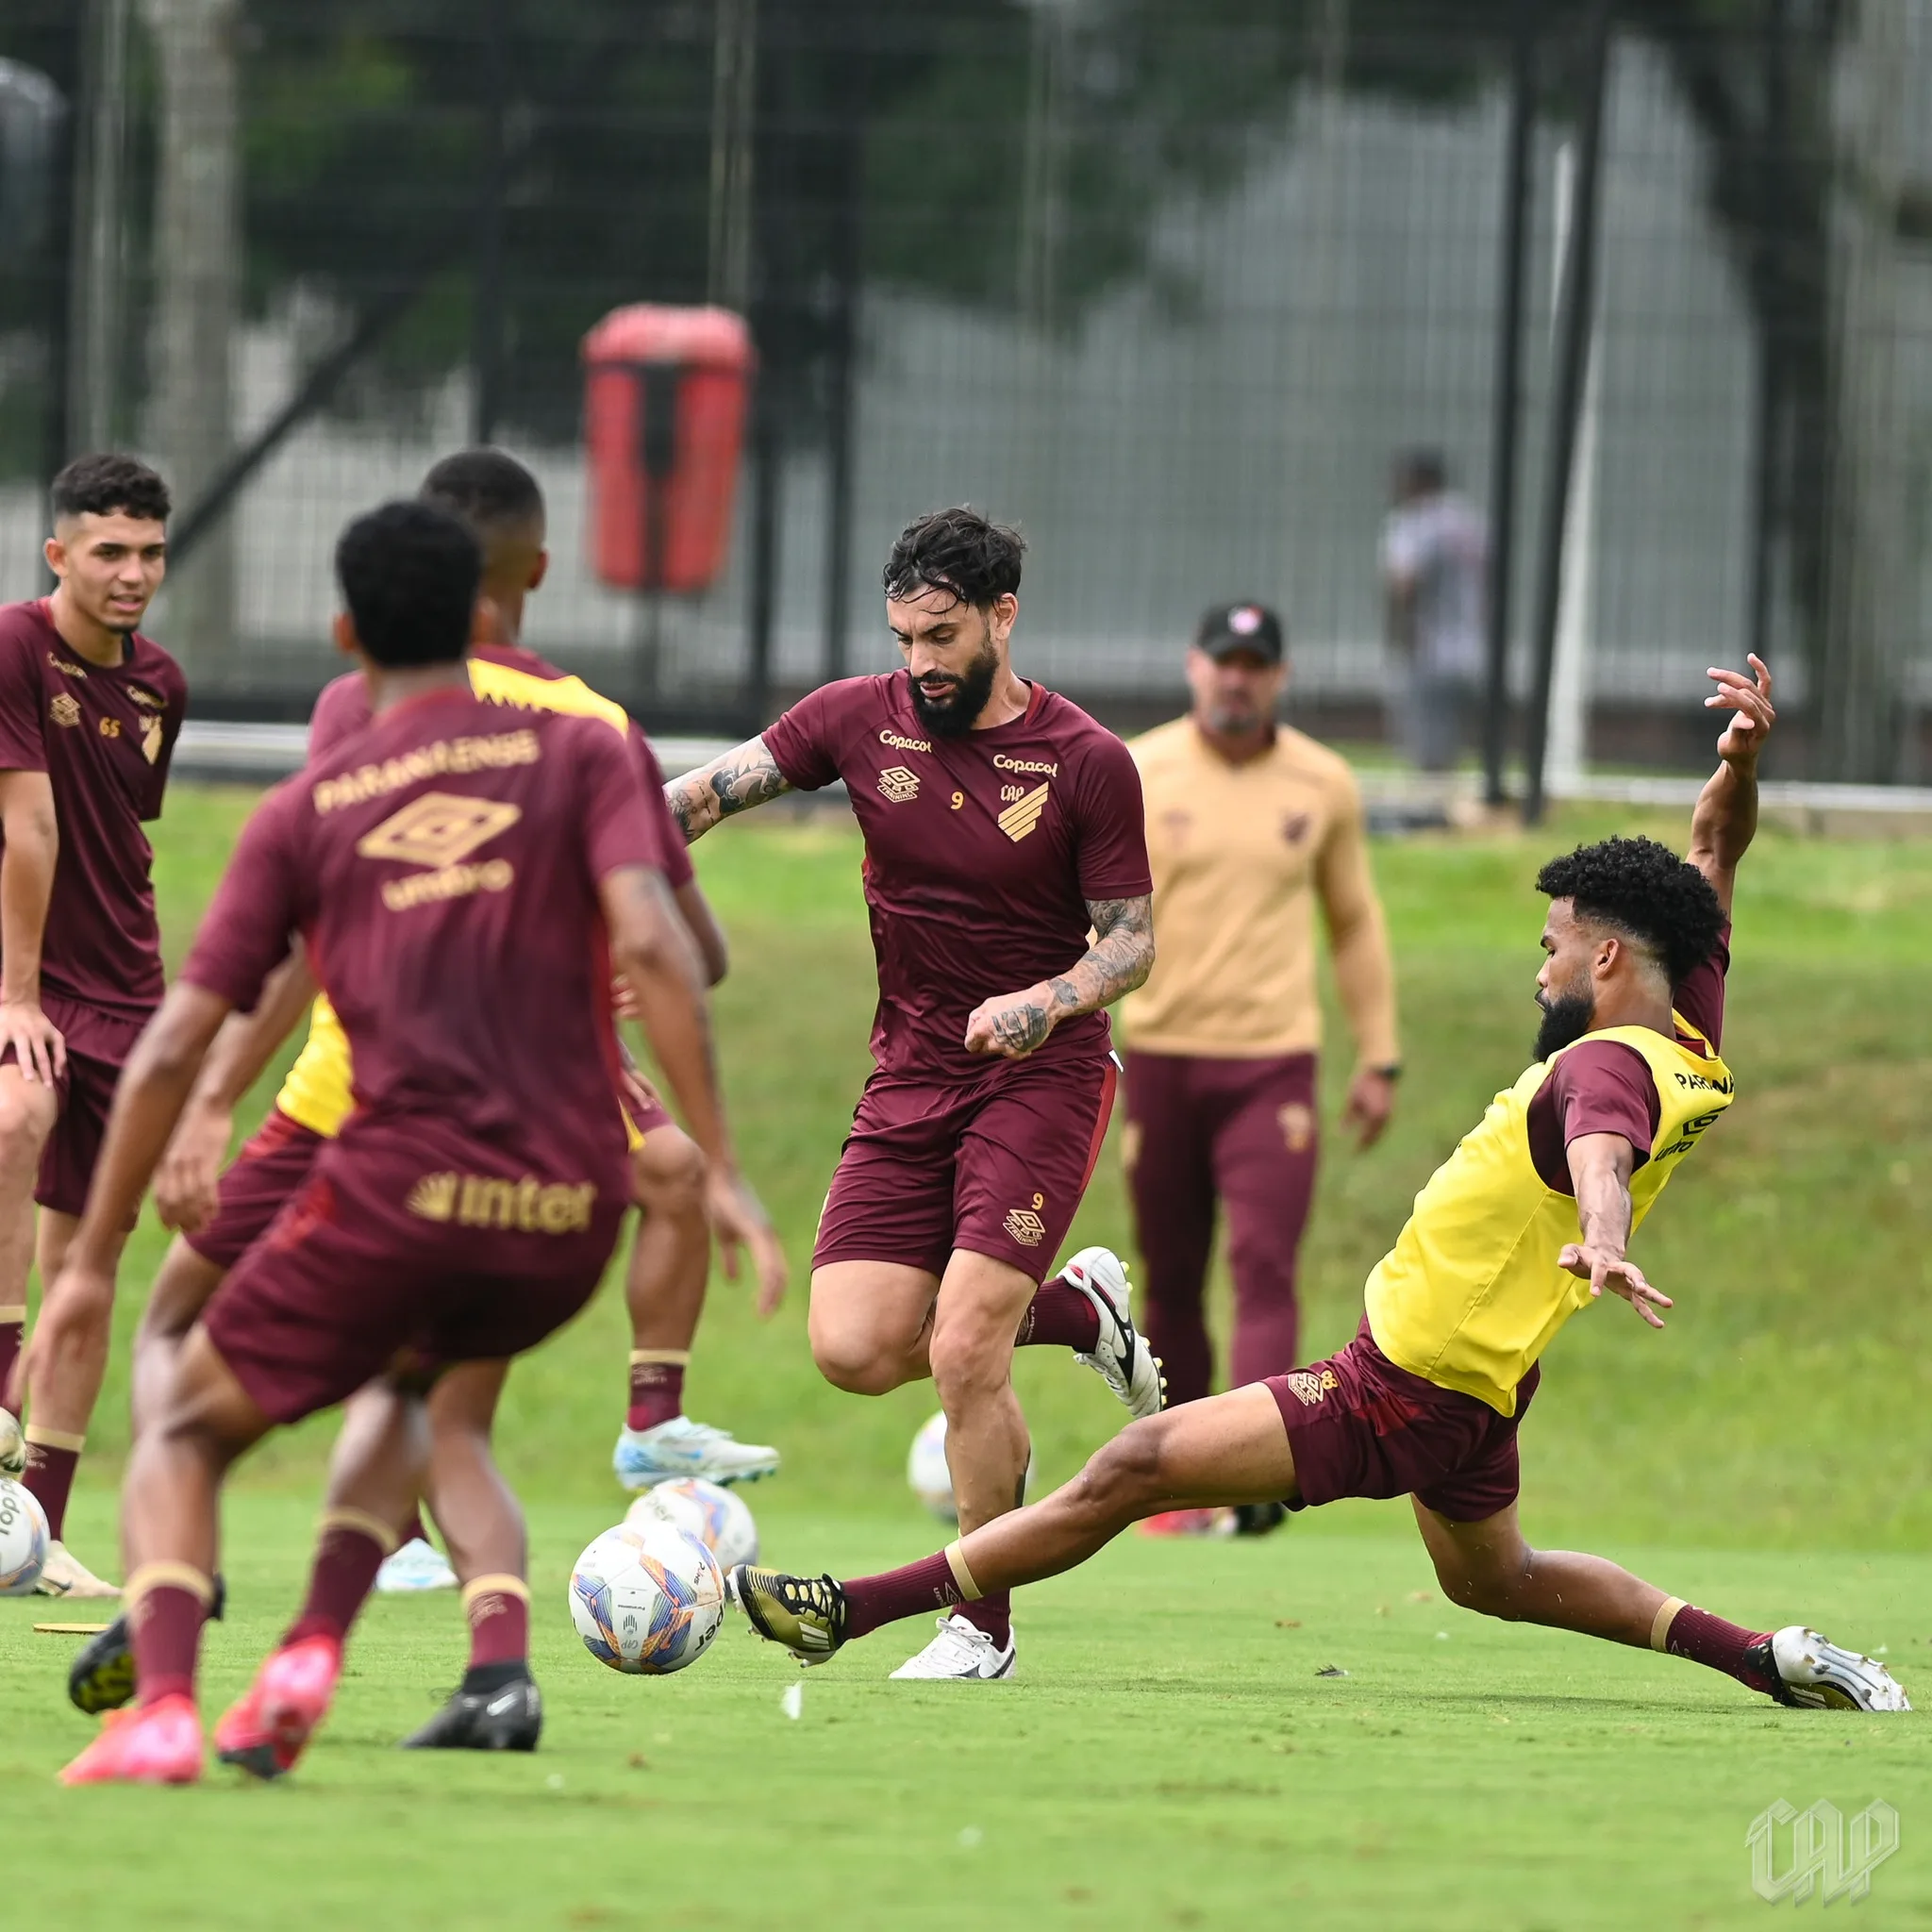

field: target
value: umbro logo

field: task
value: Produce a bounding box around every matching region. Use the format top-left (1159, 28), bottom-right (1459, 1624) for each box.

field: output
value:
top-left (996, 781), bottom-right (1050, 842)
top-left (877, 766), bottom-right (920, 805)
top-left (357, 792), bottom-right (523, 868)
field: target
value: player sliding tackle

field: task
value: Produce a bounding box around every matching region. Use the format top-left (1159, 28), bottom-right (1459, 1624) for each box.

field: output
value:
top-left (670, 508), bottom-right (1163, 1681)
top-left (736, 658), bottom-right (1909, 1714)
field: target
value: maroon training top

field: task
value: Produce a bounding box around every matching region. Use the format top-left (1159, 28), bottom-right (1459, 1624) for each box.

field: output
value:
top-left (0, 598), bottom-right (187, 1061)
top-left (762, 672), bottom-right (1153, 1081)
top-left (307, 644), bottom-right (691, 887)
top-left (180, 685), bottom-right (658, 1193)
top-left (1526, 925), bottom-right (1731, 1193)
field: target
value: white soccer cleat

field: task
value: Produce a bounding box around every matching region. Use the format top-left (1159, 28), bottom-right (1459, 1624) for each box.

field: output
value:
top-left (612, 1415), bottom-right (781, 1489)
top-left (375, 1537), bottom-right (458, 1594)
top-left (888, 1612), bottom-right (1016, 1682)
top-left (34, 1541), bottom-right (121, 1599)
top-left (1058, 1246), bottom-right (1166, 1420)
top-left (1768, 1625), bottom-right (1910, 1711)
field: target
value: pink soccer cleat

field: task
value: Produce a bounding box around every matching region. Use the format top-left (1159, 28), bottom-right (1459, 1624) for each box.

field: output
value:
top-left (213, 1634), bottom-right (342, 1779)
top-left (60, 1693), bottom-right (204, 1786)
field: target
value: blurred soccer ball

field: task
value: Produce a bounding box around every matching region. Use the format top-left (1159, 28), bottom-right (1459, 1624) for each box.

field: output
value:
top-left (906, 1410), bottom-right (1034, 1524)
top-left (0, 1408), bottom-right (24, 1480)
top-left (625, 1477), bottom-right (758, 1572)
top-left (0, 1477), bottom-right (49, 1596)
top-left (568, 1517), bottom-right (725, 1675)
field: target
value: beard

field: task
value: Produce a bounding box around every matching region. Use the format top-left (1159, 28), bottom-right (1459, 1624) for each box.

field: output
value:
top-left (1533, 990), bottom-right (1595, 1062)
top-left (908, 643), bottom-right (999, 739)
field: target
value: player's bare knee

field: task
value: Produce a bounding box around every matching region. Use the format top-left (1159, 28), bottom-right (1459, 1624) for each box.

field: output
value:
top-left (0, 1083), bottom-right (53, 1173)
top-left (928, 1322), bottom-right (1010, 1412)
top-left (809, 1331), bottom-right (903, 1397)
top-left (1431, 1545), bottom-right (1533, 1622)
top-left (630, 1128), bottom-right (706, 1220)
top-left (1074, 1419), bottom-right (1167, 1523)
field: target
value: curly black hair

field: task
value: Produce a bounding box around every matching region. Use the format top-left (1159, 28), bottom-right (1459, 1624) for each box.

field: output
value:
top-left (51, 452), bottom-right (171, 525)
top-left (1535, 836), bottom-right (1724, 986)
top-left (883, 506), bottom-right (1024, 608)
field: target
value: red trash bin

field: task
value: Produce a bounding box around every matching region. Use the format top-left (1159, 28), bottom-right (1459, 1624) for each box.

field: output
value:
top-left (582, 305), bottom-right (754, 592)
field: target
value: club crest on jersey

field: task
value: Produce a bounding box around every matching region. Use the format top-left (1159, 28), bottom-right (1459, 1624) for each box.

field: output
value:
top-left (49, 693), bottom-right (81, 728)
top-left (1003, 1208), bottom-right (1047, 1248)
top-left (996, 781), bottom-right (1051, 842)
top-left (877, 765), bottom-right (921, 805)
top-left (141, 716), bottom-right (164, 764)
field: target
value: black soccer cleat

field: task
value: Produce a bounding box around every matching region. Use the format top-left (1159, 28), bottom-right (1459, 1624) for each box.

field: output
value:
top-left (69, 1573), bottom-right (226, 1717)
top-left (400, 1674), bottom-right (543, 1751)
top-left (1231, 1501), bottom-right (1288, 1538)
top-left (730, 1565), bottom-right (850, 1665)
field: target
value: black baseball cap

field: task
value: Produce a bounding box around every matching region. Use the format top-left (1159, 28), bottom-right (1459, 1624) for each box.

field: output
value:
top-left (1193, 602), bottom-right (1284, 664)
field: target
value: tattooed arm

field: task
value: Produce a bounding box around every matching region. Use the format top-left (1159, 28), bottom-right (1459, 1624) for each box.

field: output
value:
top-left (964, 895), bottom-right (1155, 1060)
top-left (664, 737), bottom-right (794, 844)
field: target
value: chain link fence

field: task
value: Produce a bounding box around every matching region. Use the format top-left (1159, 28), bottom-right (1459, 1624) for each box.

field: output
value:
top-left (3, 1), bottom-right (1930, 781)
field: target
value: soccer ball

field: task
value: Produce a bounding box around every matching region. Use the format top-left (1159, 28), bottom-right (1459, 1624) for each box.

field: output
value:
top-left (0, 1408), bottom-right (24, 1480)
top-left (906, 1410), bottom-right (1034, 1524)
top-left (625, 1477), bottom-right (758, 1572)
top-left (0, 1477), bottom-right (49, 1596)
top-left (568, 1517), bottom-right (726, 1675)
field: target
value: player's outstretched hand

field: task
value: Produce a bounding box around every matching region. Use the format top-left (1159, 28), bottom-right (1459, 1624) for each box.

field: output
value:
top-left (707, 1167), bottom-right (789, 1318)
top-left (1706, 654), bottom-right (1774, 764)
top-left (1558, 1242), bottom-right (1673, 1329)
top-left (964, 985), bottom-right (1055, 1059)
top-left (0, 996), bottom-right (66, 1088)
top-left (154, 1100), bottom-right (232, 1233)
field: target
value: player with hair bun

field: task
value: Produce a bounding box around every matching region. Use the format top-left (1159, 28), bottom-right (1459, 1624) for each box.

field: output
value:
top-left (736, 658), bottom-right (1909, 1716)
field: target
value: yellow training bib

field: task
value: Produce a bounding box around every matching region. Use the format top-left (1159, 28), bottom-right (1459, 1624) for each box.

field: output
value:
top-left (1363, 1022), bottom-right (1734, 1416)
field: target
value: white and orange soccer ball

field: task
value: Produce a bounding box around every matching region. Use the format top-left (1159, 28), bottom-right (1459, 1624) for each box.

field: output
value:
top-left (568, 1517), bottom-right (725, 1675)
top-left (625, 1477), bottom-right (758, 1573)
top-left (0, 1477), bottom-right (49, 1596)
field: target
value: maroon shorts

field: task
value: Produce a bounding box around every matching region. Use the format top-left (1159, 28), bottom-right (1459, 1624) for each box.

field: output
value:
top-left (182, 1107), bottom-right (327, 1269)
top-left (202, 1120), bottom-right (627, 1425)
top-left (813, 1052), bottom-right (1119, 1284)
top-left (0, 1044), bottom-right (124, 1220)
top-left (1267, 1316), bottom-right (1541, 1524)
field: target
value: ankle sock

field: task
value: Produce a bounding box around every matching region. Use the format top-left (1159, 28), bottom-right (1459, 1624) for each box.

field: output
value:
top-left (1654, 1598), bottom-right (1777, 1695)
top-left (1015, 1279), bottom-right (1100, 1353)
top-left (283, 1508), bottom-right (393, 1649)
top-left (627, 1350), bottom-right (688, 1431)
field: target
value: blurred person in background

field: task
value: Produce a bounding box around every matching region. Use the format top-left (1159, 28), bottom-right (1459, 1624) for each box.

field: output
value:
top-left (1122, 604), bottom-right (1399, 1537)
top-left (1381, 450), bottom-right (1488, 774)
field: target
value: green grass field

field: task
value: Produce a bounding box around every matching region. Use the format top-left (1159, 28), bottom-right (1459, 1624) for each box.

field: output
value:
top-left (8, 786), bottom-right (1932, 1927)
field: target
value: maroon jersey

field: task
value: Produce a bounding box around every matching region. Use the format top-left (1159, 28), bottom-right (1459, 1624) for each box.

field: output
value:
top-left (180, 685), bottom-right (659, 1197)
top-left (762, 674), bottom-right (1152, 1080)
top-left (308, 644), bottom-right (691, 886)
top-left (0, 599), bottom-right (187, 1059)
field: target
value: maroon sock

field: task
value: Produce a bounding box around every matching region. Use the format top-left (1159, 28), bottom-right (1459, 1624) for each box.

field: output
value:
top-left (1015, 1280), bottom-right (1100, 1353)
top-left (464, 1575), bottom-right (531, 1670)
top-left (842, 1550), bottom-right (971, 1641)
top-left (283, 1518), bottom-right (389, 1649)
top-left (0, 1315), bottom-right (22, 1400)
top-left (1664, 1604), bottom-right (1777, 1696)
top-left (957, 1591), bottom-right (1012, 1650)
top-left (24, 1436), bottom-right (79, 1541)
top-left (131, 1580), bottom-right (209, 1707)
top-left (627, 1353), bottom-right (687, 1432)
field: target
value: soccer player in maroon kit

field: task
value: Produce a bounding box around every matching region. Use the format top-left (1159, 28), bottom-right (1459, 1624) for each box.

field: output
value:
top-left (0, 454), bottom-right (186, 1598)
top-left (55, 500), bottom-right (754, 1784)
top-left (668, 508), bottom-right (1164, 1680)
